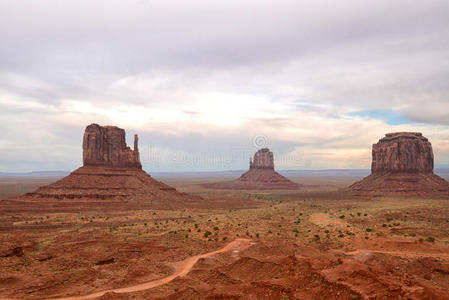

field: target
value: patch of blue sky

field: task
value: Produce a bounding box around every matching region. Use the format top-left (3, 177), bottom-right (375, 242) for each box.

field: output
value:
top-left (347, 109), bottom-right (412, 125)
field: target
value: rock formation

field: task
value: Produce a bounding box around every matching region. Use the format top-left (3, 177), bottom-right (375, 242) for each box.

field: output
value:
top-left (349, 132), bottom-right (449, 195)
top-left (83, 124), bottom-right (142, 169)
top-left (371, 132), bottom-right (433, 174)
top-left (4, 124), bottom-right (203, 211)
top-left (204, 148), bottom-right (301, 190)
top-left (249, 148), bottom-right (274, 170)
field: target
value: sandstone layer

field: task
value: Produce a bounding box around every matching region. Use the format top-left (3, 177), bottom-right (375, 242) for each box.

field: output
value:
top-left (204, 148), bottom-right (301, 190)
top-left (3, 124), bottom-right (203, 211)
top-left (349, 132), bottom-right (449, 195)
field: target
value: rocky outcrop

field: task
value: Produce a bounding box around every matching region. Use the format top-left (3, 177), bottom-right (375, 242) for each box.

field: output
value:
top-left (83, 124), bottom-right (141, 169)
top-left (4, 123), bottom-right (207, 211)
top-left (204, 148), bottom-right (301, 190)
top-left (371, 132), bottom-right (433, 174)
top-left (250, 148), bottom-right (274, 170)
top-left (349, 132), bottom-right (449, 195)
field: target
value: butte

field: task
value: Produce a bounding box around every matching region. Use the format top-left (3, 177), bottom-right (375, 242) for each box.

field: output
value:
top-left (349, 132), bottom-right (449, 196)
top-left (204, 148), bottom-right (301, 190)
top-left (1, 124), bottom-right (202, 212)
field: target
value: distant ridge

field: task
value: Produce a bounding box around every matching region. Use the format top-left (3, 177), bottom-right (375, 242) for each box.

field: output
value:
top-left (1, 169), bottom-right (448, 180)
top-left (0, 171), bottom-right (70, 177)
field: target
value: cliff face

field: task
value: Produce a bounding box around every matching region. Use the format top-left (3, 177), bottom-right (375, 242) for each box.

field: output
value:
top-left (250, 148), bottom-right (274, 170)
top-left (371, 132), bottom-right (433, 174)
top-left (82, 124), bottom-right (142, 169)
top-left (349, 132), bottom-right (449, 195)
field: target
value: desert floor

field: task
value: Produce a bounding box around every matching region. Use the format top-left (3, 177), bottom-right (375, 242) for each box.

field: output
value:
top-left (1, 174), bottom-right (449, 299)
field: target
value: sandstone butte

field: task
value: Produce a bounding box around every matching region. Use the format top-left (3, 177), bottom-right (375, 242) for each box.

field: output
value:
top-left (204, 148), bottom-right (301, 190)
top-left (349, 132), bottom-right (449, 195)
top-left (2, 124), bottom-right (203, 211)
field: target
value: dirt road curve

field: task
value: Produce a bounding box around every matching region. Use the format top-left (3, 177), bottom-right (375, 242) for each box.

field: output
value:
top-left (45, 238), bottom-right (253, 300)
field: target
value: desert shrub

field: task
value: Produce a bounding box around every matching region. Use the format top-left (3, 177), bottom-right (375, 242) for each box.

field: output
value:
top-left (203, 231), bottom-right (212, 238)
top-left (213, 226), bottom-right (219, 231)
top-left (339, 215), bottom-right (345, 219)
top-left (366, 228), bottom-right (372, 232)
top-left (382, 224), bottom-right (387, 227)
top-left (426, 237), bottom-right (435, 243)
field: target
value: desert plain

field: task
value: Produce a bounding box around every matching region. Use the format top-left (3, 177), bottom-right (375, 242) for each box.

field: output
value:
top-left (1, 170), bottom-right (449, 300)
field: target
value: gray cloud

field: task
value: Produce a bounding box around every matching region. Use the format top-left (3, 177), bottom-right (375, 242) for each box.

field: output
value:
top-left (1, 0), bottom-right (449, 171)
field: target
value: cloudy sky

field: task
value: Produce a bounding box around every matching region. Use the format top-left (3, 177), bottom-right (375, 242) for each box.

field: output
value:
top-left (1, 0), bottom-right (449, 172)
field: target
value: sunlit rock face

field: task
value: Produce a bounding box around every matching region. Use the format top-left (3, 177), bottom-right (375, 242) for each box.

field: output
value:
top-left (83, 123), bottom-right (142, 169)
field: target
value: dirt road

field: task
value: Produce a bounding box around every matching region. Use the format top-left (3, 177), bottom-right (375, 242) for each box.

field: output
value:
top-left (41, 238), bottom-right (253, 300)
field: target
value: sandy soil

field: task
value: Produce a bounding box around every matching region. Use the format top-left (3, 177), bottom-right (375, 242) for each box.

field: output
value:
top-left (1, 175), bottom-right (449, 299)
top-left (43, 238), bottom-right (253, 300)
